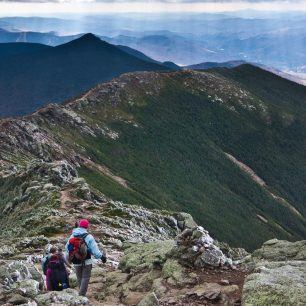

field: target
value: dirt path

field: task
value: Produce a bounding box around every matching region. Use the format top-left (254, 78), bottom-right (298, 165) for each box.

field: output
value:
top-left (82, 156), bottom-right (130, 189)
top-left (225, 152), bottom-right (302, 218)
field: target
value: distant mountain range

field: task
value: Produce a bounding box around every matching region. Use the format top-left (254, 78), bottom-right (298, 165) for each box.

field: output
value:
top-left (0, 34), bottom-right (175, 118)
top-left (1, 14), bottom-right (306, 71)
top-left (186, 60), bottom-right (306, 86)
top-left (0, 28), bottom-right (80, 45)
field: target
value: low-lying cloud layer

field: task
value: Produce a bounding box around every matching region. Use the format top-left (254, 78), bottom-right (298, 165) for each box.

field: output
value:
top-left (1, 0), bottom-right (305, 2)
top-left (1, 0), bottom-right (306, 14)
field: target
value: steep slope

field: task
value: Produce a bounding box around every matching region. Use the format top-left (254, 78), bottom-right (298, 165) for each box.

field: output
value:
top-left (1, 65), bottom-right (306, 251)
top-left (0, 33), bottom-right (169, 118)
top-left (117, 44), bottom-right (180, 69)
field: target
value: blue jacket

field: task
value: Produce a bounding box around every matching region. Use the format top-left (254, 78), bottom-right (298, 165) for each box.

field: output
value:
top-left (65, 227), bottom-right (103, 266)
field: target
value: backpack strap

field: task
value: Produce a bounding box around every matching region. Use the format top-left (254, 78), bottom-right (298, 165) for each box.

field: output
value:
top-left (81, 233), bottom-right (89, 246)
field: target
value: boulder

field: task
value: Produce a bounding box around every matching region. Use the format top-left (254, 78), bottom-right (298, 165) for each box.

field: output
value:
top-left (137, 292), bottom-right (159, 306)
top-left (195, 248), bottom-right (225, 267)
top-left (0, 260), bottom-right (43, 290)
top-left (0, 246), bottom-right (17, 259)
top-left (35, 288), bottom-right (89, 305)
top-left (251, 239), bottom-right (306, 262)
top-left (119, 240), bottom-right (175, 273)
top-left (242, 261), bottom-right (306, 305)
top-left (175, 212), bottom-right (197, 230)
top-left (171, 226), bottom-right (232, 268)
top-left (8, 293), bottom-right (28, 305)
top-left (12, 279), bottom-right (39, 298)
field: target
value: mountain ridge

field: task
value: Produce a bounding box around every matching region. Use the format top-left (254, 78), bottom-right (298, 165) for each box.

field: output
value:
top-left (0, 33), bottom-right (171, 118)
top-left (1, 65), bottom-right (306, 251)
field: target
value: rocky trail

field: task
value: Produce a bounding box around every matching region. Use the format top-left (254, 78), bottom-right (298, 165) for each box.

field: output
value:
top-left (0, 159), bottom-right (305, 305)
top-left (0, 217), bottom-right (249, 306)
top-left (1, 208), bottom-right (306, 306)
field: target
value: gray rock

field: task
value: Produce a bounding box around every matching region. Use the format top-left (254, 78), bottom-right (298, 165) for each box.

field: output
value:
top-left (220, 279), bottom-right (230, 286)
top-left (13, 279), bottom-right (40, 298)
top-left (138, 292), bottom-right (159, 306)
top-left (242, 260), bottom-right (306, 306)
top-left (175, 212), bottom-right (197, 230)
top-left (119, 240), bottom-right (175, 273)
top-left (251, 239), bottom-right (306, 262)
top-left (204, 289), bottom-right (221, 301)
top-left (35, 288), bottom-right (89, 305)
top-left (0, 245), bottom-right (17, 259)
top-left (8, 293), bottom-right (28, 305)
top-left (172, 226), bottom-right (232, 268)
top-left (195, 248), bottom-right (224, 267)
top-left (69, 273), bottom-right (78, 289)
top-left (0, 261), bottom-right (34, 285)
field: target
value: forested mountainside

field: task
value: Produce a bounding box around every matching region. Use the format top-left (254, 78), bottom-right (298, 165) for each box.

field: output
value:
top-left (1, 65), bottom-right (306, 251)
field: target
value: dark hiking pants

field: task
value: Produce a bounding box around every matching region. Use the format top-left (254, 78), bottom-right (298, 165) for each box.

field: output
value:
top-left (75, 264), bottom-right (92, 296)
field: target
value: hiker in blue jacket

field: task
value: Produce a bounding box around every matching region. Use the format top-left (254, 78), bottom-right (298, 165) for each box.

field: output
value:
top-left (65, 219), bottom-right (107, 296)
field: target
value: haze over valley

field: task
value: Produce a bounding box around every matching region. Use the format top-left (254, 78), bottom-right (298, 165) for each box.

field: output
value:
top-left (1, 5), bottom-right (306, 306)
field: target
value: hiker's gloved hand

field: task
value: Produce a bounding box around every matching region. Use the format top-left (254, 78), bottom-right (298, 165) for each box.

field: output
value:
top-left (101, 255), bottom-right (107, 263)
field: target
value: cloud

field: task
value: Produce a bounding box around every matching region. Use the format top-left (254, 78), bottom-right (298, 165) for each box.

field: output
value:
top-left (0, 0), bottom-right (94, 2)
top-left (1, 0), bottom-right (306, 15)
top-left (1, 0), bottom-right (305, 2)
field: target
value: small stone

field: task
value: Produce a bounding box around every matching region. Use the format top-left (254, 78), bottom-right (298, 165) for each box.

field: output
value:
top-left (124, 291), bottom-right (144, 305)
top-left (203, 289), bottom-right (221, 301)
top-left (219, 279), bottom-right (230, 286)
top-left (8, 294), bottom-right (28, 305)
top-left (138, 292), bottom-right (159, 306)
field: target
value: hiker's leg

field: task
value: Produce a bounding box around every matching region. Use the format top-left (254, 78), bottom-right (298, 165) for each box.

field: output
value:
top-left (46, 269), bottom-right (52, 291)
top-left (79, 264), bottom-right (92, 296)
top-left (74, 265), bottom-right (83, 289)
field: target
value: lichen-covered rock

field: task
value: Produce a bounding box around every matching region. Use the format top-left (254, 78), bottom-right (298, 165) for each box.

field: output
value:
top-left (138, 292), bottom-right (159, 306)
top-left (119, 240), bottom-right (175, 273)
top-left (152, 278), bottom-right (167, 298)
top-left (175, 212), bottom-right (197, 230)
top-left (0, 245), bottom-right (17, 259)
top-left (7, 293), bottom-right (29, 305)
top-left (68, 273), bottom-right (78, 289)
top-left (251, 239), bottom-right (306, 262)
top-left (16, 236), bottom-right (49, 250)
top-left (242, 261), bottom-right (306, 306)
top-left (242, 239), bottom-right (306, 306)
top-left (162, 259), bottom-right (184, 280)
top-left (161, 259), bottom-right (197, 287)
top-left (0, 261), bottom-right (43, 289)
top-left (12, 279), bottom-right (40, 298)
top-left (35, 288), bottom-right (89, 305)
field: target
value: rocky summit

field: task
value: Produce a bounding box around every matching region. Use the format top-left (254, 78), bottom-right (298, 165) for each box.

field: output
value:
top-left (0, 66), bottom-right (306, 305)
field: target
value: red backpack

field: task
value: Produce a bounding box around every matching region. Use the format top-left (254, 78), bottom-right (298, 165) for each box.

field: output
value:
top-left (68, 234), bottom-right (89, 262)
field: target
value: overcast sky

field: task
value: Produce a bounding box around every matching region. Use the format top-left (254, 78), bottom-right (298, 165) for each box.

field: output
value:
top-left (1, 0), bottom-right (306, 15)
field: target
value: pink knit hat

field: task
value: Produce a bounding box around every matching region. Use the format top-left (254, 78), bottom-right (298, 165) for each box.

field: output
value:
top-left (79, 219), bottom-right (89, 229)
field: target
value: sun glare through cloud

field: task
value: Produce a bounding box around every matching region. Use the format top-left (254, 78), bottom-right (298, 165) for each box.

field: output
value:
top-left (1, 1), bottom-right (306, 15)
